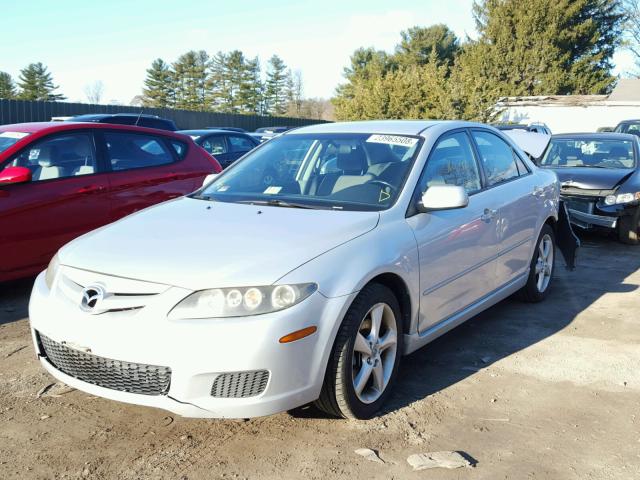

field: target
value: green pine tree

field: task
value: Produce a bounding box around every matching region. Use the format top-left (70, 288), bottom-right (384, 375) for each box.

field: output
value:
top-left (264, 55), bottom-right (289, 115)
top-left (17, 63), bottom-right (65, 101)
top-left (0, 71), bottom-right (16, 99)
top-left (142, 59), bottom-right (175, 108)
top-left (172, 50), bottom-right (209, 111)
top-left (394, 24), bottom-right (460, 67)
top-left (239, 56), bottom-right (263, 114)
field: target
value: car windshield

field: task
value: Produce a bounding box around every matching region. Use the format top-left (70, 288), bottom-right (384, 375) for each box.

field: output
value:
top-left (197, 133), bottom-right (421, 211)
top-left (540, 138), bottom-right (636, 169)
top-left (614, 123), bottom-right (640, 135)
top-left (0, 131), bottom-right (30, 154)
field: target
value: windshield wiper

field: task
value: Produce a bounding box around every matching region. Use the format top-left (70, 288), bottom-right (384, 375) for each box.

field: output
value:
top-left (191, 193), bottom-right (213, 201)
top-left (236, 199), bottom-right (320, 209)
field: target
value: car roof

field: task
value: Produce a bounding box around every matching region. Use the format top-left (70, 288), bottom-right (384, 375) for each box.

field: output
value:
top-left (71, 113), bottom-right (165, 120)
top-left (0, 121), bottom-right (188, 138)
top-left (552, 132), bottom-right (639, 141)
top-left (288, 120), bottom-right (478, 136)
top-left (178, 129), bottom-right (242, 135)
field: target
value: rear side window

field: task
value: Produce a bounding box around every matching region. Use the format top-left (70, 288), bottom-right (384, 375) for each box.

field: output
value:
top-left (472, 131), bottom-right (520, 186)
top-left (169, 140), bottom-right (188, 159)
top-left (104, 132), bottom-right (174, 171)
top-left (228, 135), bottom-right (255, 153)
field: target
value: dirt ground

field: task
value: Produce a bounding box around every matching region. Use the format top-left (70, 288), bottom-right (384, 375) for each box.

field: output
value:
top-left (1, 232), bottom-right (639, 480)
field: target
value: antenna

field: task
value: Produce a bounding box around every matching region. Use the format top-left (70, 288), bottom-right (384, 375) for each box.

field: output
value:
top-left (135, 110), bottom-right (143, 126)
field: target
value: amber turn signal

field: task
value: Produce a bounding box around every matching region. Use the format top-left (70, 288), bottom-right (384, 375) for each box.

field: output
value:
top-left (279, 326), bottom-right (317, 343)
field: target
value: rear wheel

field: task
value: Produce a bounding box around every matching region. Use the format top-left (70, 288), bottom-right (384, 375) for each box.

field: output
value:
top-left (518, 224), bottom-right (555, 303)
top-left (315, 283), bottom-right (402, 419)
top-left (618, 208), bottom-right (640, 245)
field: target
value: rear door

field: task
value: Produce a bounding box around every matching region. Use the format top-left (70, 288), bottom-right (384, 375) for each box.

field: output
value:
top-left (470, 129), bottom-right (539, 287)
top-left (98, 130), bottom-right (199, 221)
top-left (0, 130), bottom-right (110, 278)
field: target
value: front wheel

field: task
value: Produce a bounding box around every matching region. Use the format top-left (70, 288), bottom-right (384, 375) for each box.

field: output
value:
top-left (314, 283), bottom-right (403, 419)
top-left (518, 224), bottom-right (556, 303)
top-left (618, 207), bottom-right (640, 245)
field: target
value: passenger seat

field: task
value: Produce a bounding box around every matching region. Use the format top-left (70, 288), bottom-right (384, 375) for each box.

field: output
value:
top-left (316, 145), bottom-right (373, 195)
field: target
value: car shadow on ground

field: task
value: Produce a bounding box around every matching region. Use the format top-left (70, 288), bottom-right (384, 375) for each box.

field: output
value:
top-left (293, 231), bottom-right (639, 419)
top-left (0, 277), bottom-right (35, 325)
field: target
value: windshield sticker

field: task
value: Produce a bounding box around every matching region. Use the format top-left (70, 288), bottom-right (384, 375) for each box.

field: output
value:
top-left (217, 185), bottom-right (229, 192)
top-left (0, 131), bottom-right (29, 139)
top-left (379, 189), bottom-right (391, 202)
top-left (367, 134), bottom-right (418, 148)
top-left (264, 186), bottom-right (282, 195)
top-left (28, 149), bottom-right (40, 160)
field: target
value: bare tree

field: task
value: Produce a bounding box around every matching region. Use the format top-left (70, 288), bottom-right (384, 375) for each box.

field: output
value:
top-left (84, 81), bottom-right (105, 104)
top-left (624, 0), bottom-right (640, 73)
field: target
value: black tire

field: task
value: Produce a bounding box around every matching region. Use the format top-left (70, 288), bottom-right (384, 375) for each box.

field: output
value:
top-left (618, 208), bottom-right (640, 245)
top-left (314, 283), bottom-right (403, 419)
top-left (518, 224), bottom-right (556, 303)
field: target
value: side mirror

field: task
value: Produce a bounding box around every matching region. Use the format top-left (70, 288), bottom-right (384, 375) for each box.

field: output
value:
top-left (202, 173), bottom-right (218, 187)
top-left (418, 185), bottom-right (469, 212)
top-left (0, 166), bottom-right (32, 185)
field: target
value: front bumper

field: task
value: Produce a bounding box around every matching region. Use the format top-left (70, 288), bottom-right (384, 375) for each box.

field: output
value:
top-left (29, 271), bottom-right (355, 418)
top-left (562, 195), bottom-right (638, 231)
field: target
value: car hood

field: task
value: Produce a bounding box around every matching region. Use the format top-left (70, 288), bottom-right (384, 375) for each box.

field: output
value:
top-left (548, 167), bottom-right (634, 191)
top-left (59, 197), bottom-right (380, 290)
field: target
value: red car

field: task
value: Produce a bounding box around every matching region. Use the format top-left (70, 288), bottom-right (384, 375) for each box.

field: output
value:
top-left (0, 122), bottom-right (221, 282)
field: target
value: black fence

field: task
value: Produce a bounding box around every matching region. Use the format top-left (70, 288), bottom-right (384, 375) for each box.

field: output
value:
top-left (0, 99), bottom-right (327, 130)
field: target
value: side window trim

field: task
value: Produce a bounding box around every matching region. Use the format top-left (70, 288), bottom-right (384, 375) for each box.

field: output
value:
top-left (4, 129), bottom-right (101, 184)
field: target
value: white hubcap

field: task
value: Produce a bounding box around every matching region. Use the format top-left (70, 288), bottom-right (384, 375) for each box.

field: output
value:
top-left (352, 303), bottom-right (398, 404)
top-left (534, 234), bottom-right (554, 293)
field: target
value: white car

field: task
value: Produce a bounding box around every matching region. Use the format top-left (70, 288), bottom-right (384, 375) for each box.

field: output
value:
top-left (29, 121), bottom-right (575, 419)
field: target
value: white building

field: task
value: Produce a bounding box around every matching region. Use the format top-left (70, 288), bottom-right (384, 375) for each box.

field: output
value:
top-left (496, 78), bottom-right (640, 133)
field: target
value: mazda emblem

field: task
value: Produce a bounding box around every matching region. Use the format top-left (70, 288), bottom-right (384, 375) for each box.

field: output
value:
top-left (80, 284), bottom-right (106, 313)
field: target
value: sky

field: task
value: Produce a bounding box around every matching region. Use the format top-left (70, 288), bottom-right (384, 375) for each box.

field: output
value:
top-left (0, 0), bottom-right (636, 105)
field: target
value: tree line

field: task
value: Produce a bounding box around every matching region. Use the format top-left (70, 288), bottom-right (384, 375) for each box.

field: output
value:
top-left (333, 0), bottom-right (629, 122)
top-left (142, 51), bottom-right (309, 117)
top-left (0, 63), bottom-right (65, 101)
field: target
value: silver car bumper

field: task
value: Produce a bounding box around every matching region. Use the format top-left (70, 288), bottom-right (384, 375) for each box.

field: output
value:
top-left (568, 208), bottom-right (617, 229)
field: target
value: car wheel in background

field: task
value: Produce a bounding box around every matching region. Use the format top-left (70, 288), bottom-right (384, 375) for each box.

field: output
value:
top-left (315, 283), bottom-right (403, 419)
top-left (617, 207), bottom-right (640, 245)
top-left (518, 224), bottom-right (556, 303)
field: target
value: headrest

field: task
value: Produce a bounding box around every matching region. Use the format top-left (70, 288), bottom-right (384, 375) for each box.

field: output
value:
top-left (337, 146), bottom-right (367, 173)
top-left (366, 142), bottom-right (395, 164)
top-left (36, 146), bottom-right (61, 167)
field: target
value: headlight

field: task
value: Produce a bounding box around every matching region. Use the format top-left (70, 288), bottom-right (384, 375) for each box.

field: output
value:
top-left (168, 283), bottom-right (317, 319)
top-left (44, 253), bottom-right (60, 289)
top-left (604, 192), bottom-right (640, 205)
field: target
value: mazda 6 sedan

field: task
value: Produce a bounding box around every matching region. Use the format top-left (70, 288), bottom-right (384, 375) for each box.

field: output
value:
top-left (29, 120), bottom-right (575, 419)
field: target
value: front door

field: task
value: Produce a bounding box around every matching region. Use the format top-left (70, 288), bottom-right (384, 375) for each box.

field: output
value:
top-left (406, 130), bottom-right (500, 332)
top-left (0, 131), bottom-right (110, 279)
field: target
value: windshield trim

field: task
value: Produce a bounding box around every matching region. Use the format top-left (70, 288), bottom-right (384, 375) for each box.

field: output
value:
top-left (192, 132), bottom-right (424, 212)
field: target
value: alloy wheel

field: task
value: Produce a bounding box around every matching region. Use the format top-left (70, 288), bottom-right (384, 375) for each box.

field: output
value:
top-left (535, 233), bottom-right (554, 293)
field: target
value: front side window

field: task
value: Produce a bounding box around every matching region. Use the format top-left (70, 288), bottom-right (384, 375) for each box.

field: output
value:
top-left (540, 138), bottom-right (636, 169)
top-left (2, 133), bottom-right (97, 181)
top-left (104, 132), bottom-right (174, 171)
top-left (197, 133), bottom-right (421, 211)
top-left (201, 136), bottom-right (227, 155)
top-left (472, 131), bottom-right (520, 186)
top-left (228, 135), bottom-right (255, 152)
top-left (417, 132), bottom-right (481, 194)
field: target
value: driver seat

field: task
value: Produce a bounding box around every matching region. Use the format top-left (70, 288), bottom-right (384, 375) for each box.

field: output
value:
top-left (316, 145), bottom-right (373, 195)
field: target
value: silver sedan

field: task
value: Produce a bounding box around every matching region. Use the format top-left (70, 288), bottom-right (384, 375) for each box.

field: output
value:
top-left (30, 120), bottom-right (571, 419)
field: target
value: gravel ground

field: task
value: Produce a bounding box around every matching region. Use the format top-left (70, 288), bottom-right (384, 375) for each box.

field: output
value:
top-left (1, 232), bottom-right (639, 480)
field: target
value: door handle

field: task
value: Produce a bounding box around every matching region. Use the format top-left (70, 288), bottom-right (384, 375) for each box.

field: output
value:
top-left (481, 208), bottom-right (498, 222)
top-left (77, 185), bottom-right (105, 194)
top-left (532, 186), bottom-right (545, 197)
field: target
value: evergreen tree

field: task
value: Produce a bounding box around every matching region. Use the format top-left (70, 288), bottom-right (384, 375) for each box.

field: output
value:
top-left (17, 63), bottom-right (65, 101)
top-left (394, 24), bottom-right (460, 67)
top-left (172, 50), bottom-right (209, 111)
top-left (264, 55), bottom-right (289, 115)
top-left (0, 72), bottom-right (16, 99)
top-left (239, 56), bottom-right (263, 114)
top-left (142, 59), bottom-right (175, 108)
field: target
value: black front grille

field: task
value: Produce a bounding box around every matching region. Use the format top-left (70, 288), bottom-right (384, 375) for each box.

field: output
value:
top-left (211, 370), bottom-right (269, 398)
top-left (565, 198), bottom-right (594, 214)
top-left (38, 332), bottom-right (171, 396)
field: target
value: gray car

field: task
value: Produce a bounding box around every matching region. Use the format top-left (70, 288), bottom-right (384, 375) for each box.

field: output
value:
top-left (30, 120), bottom-right (574, 420)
